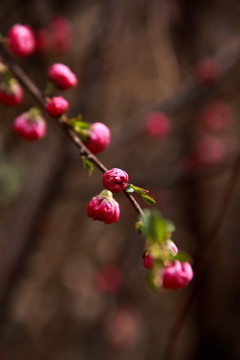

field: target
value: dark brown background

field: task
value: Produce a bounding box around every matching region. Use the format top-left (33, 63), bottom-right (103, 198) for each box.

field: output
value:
top-left (0, 0), bottom-right (240, 359)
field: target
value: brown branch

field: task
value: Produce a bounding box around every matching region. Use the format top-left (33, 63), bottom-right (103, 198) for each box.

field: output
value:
top-left (0, 41), bottom-right (143, 216)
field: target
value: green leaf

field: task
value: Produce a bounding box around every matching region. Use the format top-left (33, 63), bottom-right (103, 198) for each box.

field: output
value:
top-left (135, 221), bottom-right (143, 234)
top-left (130, 185), bottom-right (156, 205)
top-left (142, 194), bottom-right (156, 205)
top-left (82, 157), bottom-right (94, 175)
top-left (131, 185), bottom-right (149, 195)
top-left (74, 121), bottom-right (90, 130)
top-left (125, 184), bottom-right (134, 193)
top-left (69, 115), bottom-right (90, 130)
top-left (169, 251), bottom-right (192, 263)
top-left (141, 209), bottom-right (168, 244)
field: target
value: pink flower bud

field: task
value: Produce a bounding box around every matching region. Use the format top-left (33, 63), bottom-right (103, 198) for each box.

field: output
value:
top-left (48, 63), bottom-right (78, 90)
top-left (145, 112), bottom-right (170, 139)
top-left (166, 240), bottom-right (178, 255)
top-left (194, 135), bottom-right (225, 166)
top-left (96, 265), bottom-right (123, 293)
top-left (102, 168), bottom-right (128, 193)
top-left (50, 17), bottom-right (72, 54)
top-left (104, 306), bottom-right (140, 349)
top-left (0, 81), bottom-right (23, 106)
top-left (13, 111), bottom-right (46, 141)
top-left (85, 122), bottom-right (110, 154)
top-left (8, 24), bottom-right (35, 57)
top-left (161, 261), bottom-right (193, 290)
top-left (87, 190), bottom-right (120, 224)
top-left (196, 57), bottom-right (219, 85)
top-left (201, 101), bottom-right (232, 132)
top-left (142, 251), bottom-right (154, 269)
top-left (45, 96), bottom-right (69, 118)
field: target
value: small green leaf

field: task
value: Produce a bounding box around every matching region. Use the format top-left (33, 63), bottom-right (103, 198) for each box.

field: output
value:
top-left (130, 185), bottom-right (156, 205)
top-left (141, 209), bottom-right (168, 244)
top-left (135, 221), bottom-right (143, 234)
top-left (125, 184), bottom-right (134, 193)
top-left (142, 194), bottom-right (156, 205)
top-left (82, 157), bottom-right (94, 175)
top-left (132, 185), bottom-right (149, 195)
top-left (169, 251), bottom-right (192, 263)
top-left (69, 115), bottom-right (90, 130)
top-left (74, 121), bottom-right (90, 130)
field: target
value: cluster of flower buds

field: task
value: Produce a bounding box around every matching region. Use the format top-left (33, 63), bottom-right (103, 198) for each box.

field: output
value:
top-left (87, 169), bottom-right (128, 224)
top-left (140, 209), bottom-right (193, 290)
top-left (87, 169), bottom-right (193, 291)
top-left (87, 168), bottom-right (156, 224)
top-left (0, 23), bottom-right (194, 292)
top-left (1, 23), bottom-right (112, 150)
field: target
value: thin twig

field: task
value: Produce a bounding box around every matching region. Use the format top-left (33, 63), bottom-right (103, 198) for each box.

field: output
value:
top-left (0, 41), bottom-right (143, 216)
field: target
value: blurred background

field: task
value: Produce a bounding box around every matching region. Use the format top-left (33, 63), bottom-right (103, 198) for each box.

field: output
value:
top-left (1, 0), bottom-right (240, 359)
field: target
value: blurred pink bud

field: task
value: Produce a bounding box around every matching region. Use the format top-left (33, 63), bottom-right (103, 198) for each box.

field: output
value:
top-left (8, 24), bottom-right (35, 57)
top-left (45, 96), bottom-right (69, 117)
top-left (201, 101), bottom-right (232, 132)
top-left (35, 29), bottom-right (51, 54)
top-left (194, 135), bottom-right (225, 166)
top-left (85, 122), bottom-right (110, 154)
top-left (48, 63), bottom-right (78, 90)
top-left (103, 168), bottom-right (128, 193)
top-left (13, 112), bottom-right (46, 141)
top-left (96, 265), bottom-right (123, 293)
top-left (0, 81), bottom-right (23, 106)
top-left (196, 57), bottom-right (219, 84)
top-left (162, 261), bottom-right (193, 289)
top-left (145, 112), bottom-right (170, 138)
top-left (142, 250), bottom-right (154, 269)
top-left (50, 16), bottom-right (72, 53)
top-left (87, 190), bottom-right (120, 224)
top-left (105, 306), bottom-right (140, 349)
top-left (166, 240), bottom-right (178, 255)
